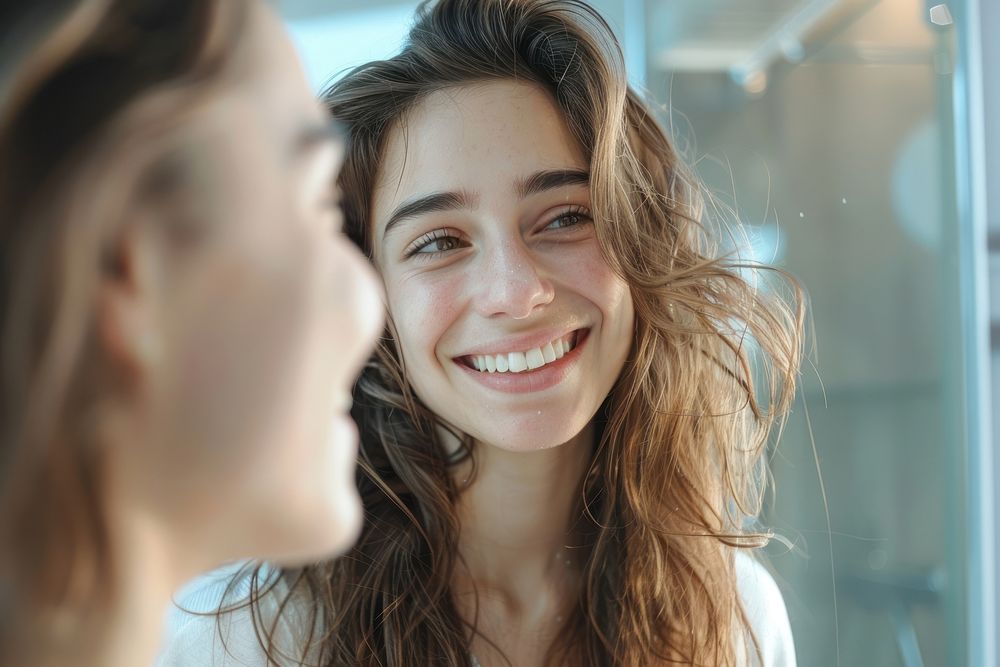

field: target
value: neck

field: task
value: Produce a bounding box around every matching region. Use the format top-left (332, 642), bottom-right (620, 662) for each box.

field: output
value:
top-left (27, 495), bottom-right (191, 667)
top-left (451, 423), bottom-right (594, 604)
top-left (96, 506), bottom-right (186, 667)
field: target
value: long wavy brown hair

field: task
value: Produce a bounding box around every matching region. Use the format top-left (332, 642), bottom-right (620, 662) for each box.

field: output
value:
top-left (246, 0), bottom-right (804, 664)
top-left (0, 1), bottom-right (246, 663)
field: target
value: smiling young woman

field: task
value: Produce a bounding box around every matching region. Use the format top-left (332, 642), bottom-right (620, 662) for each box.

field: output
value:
top-left (370, 79), bottom-right (636, 458)
top-left (160, 1), bottom-right (805, 665)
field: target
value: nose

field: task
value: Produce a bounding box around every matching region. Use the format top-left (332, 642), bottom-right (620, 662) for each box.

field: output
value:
top-left (348, 248), bottom-right (385, 342)
top-left (476, 238), bottom-right (554, 319)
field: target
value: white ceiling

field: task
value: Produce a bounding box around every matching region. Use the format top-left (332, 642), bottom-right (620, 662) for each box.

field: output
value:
top-left (275, 0), bottom-right (413, 20)
top-left (275, 0), bottom-right (850, 87)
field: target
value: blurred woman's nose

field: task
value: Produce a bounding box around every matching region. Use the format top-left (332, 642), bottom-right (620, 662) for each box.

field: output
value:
top-left (475, 238), bottom-right (554, 319)
top-left (338, 240), bottom-right (385, 345)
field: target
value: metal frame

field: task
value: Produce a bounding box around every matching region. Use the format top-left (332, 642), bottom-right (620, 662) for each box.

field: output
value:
top-left (984, 0), bottom-right (1000, 657)
top-left (952, 0), bottom-right (996, 665)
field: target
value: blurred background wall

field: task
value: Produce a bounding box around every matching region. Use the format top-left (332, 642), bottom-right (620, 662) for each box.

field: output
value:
top-left (275, 1), bottom-right (998, 664)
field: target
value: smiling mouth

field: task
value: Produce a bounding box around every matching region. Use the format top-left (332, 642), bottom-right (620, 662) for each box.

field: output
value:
top-left (458, 329), bottom-right (585, 374)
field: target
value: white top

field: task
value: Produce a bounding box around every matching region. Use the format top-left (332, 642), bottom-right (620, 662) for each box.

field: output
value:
top-left (156, 552), bottom-right (795, 666)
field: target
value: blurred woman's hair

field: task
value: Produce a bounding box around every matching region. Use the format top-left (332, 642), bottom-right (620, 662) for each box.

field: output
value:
top-left (0, 0), bottom-right (247, 659)
top-left (247, 0), bottom-right (805, 664)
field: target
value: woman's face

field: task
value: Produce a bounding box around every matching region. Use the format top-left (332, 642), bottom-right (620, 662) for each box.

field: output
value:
top-left (372, 81), bottom-right (634, 452)
top-left (129, 4), bottom-right (383, 566)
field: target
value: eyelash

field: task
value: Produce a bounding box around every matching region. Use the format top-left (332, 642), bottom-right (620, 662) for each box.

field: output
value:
top-left (543, 205), bottom-right (592, 231)
top-left (403, 206), bottom-right (593, 260)
top-left (404, 228), bottom-right (466, 259)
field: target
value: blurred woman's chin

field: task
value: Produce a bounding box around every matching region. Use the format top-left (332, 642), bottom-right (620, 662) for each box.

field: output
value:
top-left (326, 490), bottom-right (364, 553)
top-left (259, 491), bottom-right (363, 566)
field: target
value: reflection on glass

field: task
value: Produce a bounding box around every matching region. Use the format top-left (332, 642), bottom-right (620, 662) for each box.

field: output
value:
top-left (280, 0), bottom-right (978, 664)
top-left (648, 0), bottom-right (968, 664)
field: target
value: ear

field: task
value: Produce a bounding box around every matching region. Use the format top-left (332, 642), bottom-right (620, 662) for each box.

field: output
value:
top-left (95, 220), bottom-right (164, 388)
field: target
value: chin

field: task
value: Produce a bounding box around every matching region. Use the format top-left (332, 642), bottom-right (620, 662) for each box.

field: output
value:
top-left (471, 417), bottom-right (589, 453)
top-left (260, 489), bottom-right (363, 565)
top-left (328, 492), bottom-right (364, 551)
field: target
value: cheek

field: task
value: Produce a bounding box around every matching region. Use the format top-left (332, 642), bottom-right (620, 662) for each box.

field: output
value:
top-left (556, 243), bottom-right (635, 359)
top-left (560, 243), bottom-right (633, 315)
top-left (386, 269), bottom-right (466, 370)
top-left (160, 220), bottom-right (330, 477)
top-left (178, 255), bottom-right (309, 429)
top-left (603, 280), bottom-right (635, 356)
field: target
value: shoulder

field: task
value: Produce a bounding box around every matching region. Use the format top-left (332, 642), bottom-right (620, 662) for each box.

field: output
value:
top-left (155, 563), bottom-right (321, 667)
top-left (733, 551), bottom-right (796, 667)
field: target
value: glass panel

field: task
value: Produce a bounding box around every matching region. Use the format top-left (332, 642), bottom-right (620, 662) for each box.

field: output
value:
top-left (280, 0), bottom-right (419, 92)
top-left (279, 1), bottom-right (981, 663)
top-left (644, 0), bottom-right (969, 664)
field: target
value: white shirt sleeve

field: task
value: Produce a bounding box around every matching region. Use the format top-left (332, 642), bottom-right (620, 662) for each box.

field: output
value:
top-left (154, 565), bottom-right (319, 667)
top-left (156, 556), bottom-right (794, 666)
top-left (734, 551), bottom-right (797, 667)
top-left (155, 606), bottom-right (269, 667)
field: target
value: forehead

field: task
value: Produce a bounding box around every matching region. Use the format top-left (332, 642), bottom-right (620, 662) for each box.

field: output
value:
top-left (228, 2), bottom-right (324, 128)
top-left (373, 80), bottom-right (587, 222)
top-left (151, 5), bottom-right (327, 202)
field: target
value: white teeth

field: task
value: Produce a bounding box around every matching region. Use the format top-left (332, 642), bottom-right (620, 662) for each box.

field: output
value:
top-left (525, 348), bottom-right (545, 370)
top-left (542, 342), bottom-right (556, 364)
top-left (466, 331), bottom-right (581, 375)
top-left (508, 351), bottom-right (528, 372)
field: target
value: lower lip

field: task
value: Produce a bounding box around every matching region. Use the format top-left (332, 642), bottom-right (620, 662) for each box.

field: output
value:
top-left (454, 330), bottom-right (589, 394)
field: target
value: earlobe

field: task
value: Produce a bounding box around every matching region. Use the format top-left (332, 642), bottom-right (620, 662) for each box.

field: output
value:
top-left (96, 283), bottom-right (162, 389)
top-left (134, 328), bottom-right (162, 367)
top-left (96, 224), bottom-right (163, 385)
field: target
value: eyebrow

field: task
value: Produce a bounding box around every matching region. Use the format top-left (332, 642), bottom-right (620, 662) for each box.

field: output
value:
top-left (515, 168), bottom-right (590, 199)
top-left (291, 119), bottom-right (344, 160)
top-left (381, 168), bottom-right (590, 240)
top-left (383, 191), bottom-right (474, 238)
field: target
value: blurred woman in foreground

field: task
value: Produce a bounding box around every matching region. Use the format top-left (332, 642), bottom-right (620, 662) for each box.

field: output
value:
top-left (0, 1), bottom-right (382, 665)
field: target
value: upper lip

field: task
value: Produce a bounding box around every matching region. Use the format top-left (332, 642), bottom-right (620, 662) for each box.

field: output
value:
top-left (452, 325), bottom-right (587, 358)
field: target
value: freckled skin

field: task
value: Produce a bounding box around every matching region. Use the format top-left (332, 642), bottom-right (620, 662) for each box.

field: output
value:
top-left (373, 81), bottom-right (634, 451)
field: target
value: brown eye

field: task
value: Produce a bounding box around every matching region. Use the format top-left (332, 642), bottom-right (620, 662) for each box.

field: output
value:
top-left (548, 213), bottom-right (583, 229)
top-left (543, 206), bottom-right (592, 231)
top-left (427, 236), bottom-right (460, 252)
top-left (406, 228), bottom-right (467, 258)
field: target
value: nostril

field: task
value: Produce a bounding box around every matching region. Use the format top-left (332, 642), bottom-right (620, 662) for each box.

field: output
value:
top-left (477, 262), bottom-right (554, 319)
